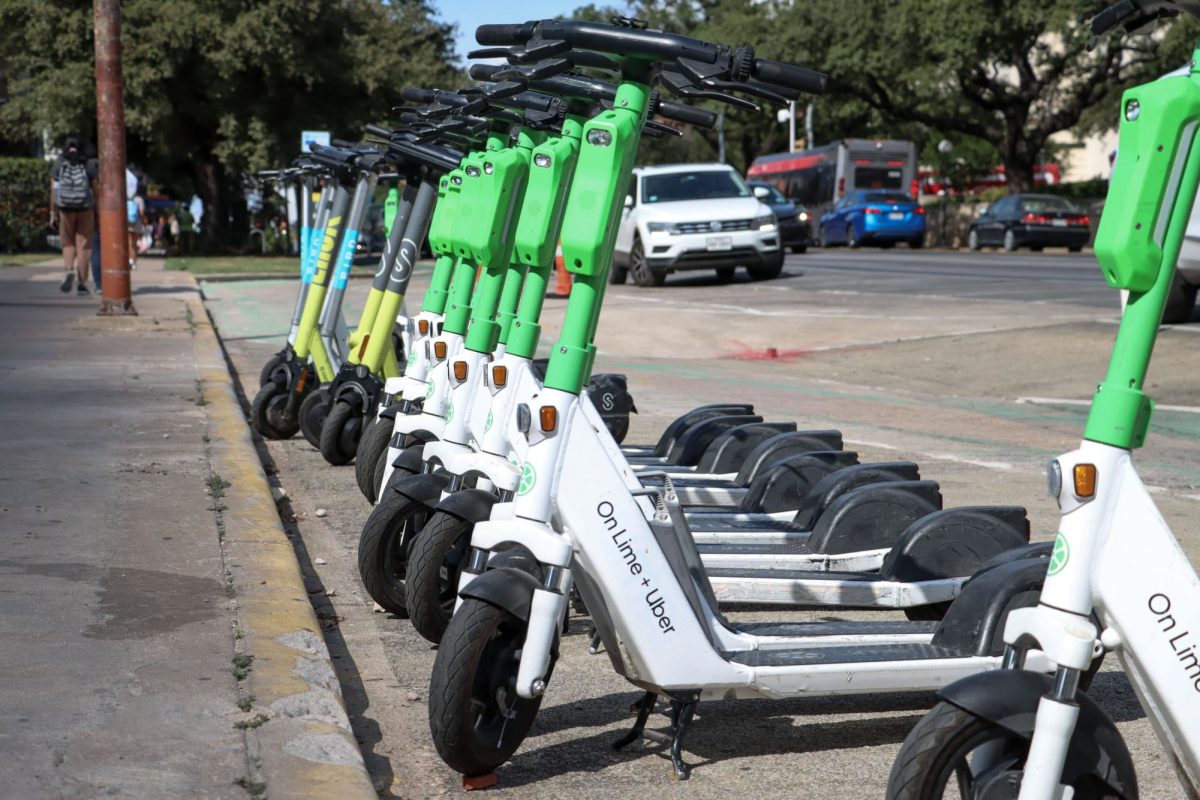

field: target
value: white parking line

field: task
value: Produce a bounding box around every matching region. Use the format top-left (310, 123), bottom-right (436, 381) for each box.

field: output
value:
top-left (1017, 396), bottom-right (1200, 414)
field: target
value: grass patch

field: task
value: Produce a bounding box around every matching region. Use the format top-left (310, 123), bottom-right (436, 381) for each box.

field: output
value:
top-left (0, 252), bottom-right (57, 267)
top-left (231, 653), bottom-right (254, 680)
top-left (207, 472), bottom-right (231, 498)
top-left (236, 694), bottom-right (255, 712)
top-left (234, 776), bottom-right (267, 797)
top-left (234, 713), bottom-right (270, 730)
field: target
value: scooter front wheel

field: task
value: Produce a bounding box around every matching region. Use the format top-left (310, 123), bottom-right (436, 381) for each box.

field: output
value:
top-left (407, 510), bottom-right (474, 643)
top-left (298, 386), bottom-right (331, 449)
top-left (429, 598), bottom-right (546, 777)
top-left (357, 489), bottom-right (430, 615)
top-left (318, 400), bottom-right (360, 466)
top-left (886, 701), bottom-right (1122, 800)
top-left (258, 352), bottom-right (285, 387)
top-left (250, 382), bottom-right (299, 439)
top-left (355, 416), bottom-right (393, 503)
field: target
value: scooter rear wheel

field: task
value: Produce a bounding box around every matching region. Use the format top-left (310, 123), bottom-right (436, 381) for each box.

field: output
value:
top-left (298, 386), bottom-right (331, 449)
top-left (355, 416), bottom-right (392, 503)
top-left (407, 511), bottom-right (474, 643)
top-left (259, 353), bottom-right (285, 387)
top-left (886, 701), bottom-right (1123, 799)
top-left (319, 400), bottom-right (359, 466)
top-left (250, 382), bottom-right (299, 439)
top-left (357, 489), bottom-right (430, 615)
top-left (428, 598), bottom-right (546, 776)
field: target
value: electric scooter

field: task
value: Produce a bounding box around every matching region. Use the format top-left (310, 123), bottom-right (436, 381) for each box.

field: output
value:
top-left (886, 3), bottom-right (1200, 798)
top-left (424, 18), bottom-right (1058, 783)
top-left (379, 65), bottom-right (1030, 641)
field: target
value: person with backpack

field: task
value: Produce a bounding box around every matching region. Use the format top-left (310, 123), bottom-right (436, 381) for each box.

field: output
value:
top-left (49, 135), bottom-right (98, 295)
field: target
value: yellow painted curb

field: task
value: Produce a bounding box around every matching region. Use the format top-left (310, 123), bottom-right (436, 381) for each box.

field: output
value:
top-left (187, 292), bottom-right (377, 800)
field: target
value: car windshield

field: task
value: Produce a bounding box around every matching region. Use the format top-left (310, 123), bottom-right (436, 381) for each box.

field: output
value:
top-left (865, 192), bottom-right (913, 206)
top-left (752, 184), bottom-right (787, 204)
top-left (1020, 196), bottom-right (1078, 213)
top-left (642, 170), bottom-right (751, 203)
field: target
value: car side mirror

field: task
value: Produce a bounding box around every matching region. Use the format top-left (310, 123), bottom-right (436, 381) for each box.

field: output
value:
top-left (624, 195), bottom-right (634, 209)
top-left (753, 186), bottom-right (770, 199)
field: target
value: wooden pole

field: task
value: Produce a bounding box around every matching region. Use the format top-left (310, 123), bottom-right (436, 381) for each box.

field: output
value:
top-left (94, 0), bottom-right (136, 315)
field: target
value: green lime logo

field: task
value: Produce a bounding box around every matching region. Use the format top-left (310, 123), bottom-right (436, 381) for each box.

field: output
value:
top-left (484, 409), bottom-right (493, 432)
top-left (424, 381), bottom-right (434, 400)
top-left (1048, 533), bottom-right (1070, 576)
top-left (517, 462), bottom-right (536, 496)
top-left (445, 404), bottom-right (454, 423)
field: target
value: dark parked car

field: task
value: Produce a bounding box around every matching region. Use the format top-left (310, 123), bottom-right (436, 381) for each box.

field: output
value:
top-left (968, 194), bottom-right (1091, 253)
top-left (749, 181), bottom-right (811, 253)
top-left (818, 190), bottom-right (926, 249)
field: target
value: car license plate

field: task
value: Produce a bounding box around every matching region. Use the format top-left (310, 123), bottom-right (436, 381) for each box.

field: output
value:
top-left (1052, 219), bottom-right (1067, 227)
top-left (889, 212), bottom-right (905, 220)
top-left (706, 236), bottom-right (732, 251)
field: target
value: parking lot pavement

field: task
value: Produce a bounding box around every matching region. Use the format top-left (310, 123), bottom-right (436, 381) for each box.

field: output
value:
top-left (202, 250), bottom-right (1197, 798)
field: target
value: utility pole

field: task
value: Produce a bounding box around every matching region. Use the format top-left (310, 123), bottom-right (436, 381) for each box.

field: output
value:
top-left (94, 0), bottom-right (136, 316)
top-left (788, 100), bottom-right (796, 152)
top-left (805, 103), bottom-right (815, 150)
top-left (717, 107), bottom-right (726, 163)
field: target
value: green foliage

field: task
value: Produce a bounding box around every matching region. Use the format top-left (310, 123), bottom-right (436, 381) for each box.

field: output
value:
top-left (0, 0), bottom-right (459, 246)
top-left (0, 158), bottom-right (51, 253)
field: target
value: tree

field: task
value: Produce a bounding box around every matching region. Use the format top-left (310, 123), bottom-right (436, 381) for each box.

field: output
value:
top-left (0, 0), bottom-right (459, 248)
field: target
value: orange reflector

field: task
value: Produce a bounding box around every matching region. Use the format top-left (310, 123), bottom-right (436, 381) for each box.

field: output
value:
top-left (492, 365), bottom-right (508, 387)
top-left (1073, 464), bottom-right (1097, 498)
top-left (358, 334), bottom-right (370, 360)
top-left (418, 319), bottom-right (430, 335)
top-left (295, 367), bottom-right (308, 393)
top-left (433, 341), bottom-right (447, 359)
top-left (539, 405), bottom-right (557, 432)
top-left (453, 360), bottom-right (468, 381)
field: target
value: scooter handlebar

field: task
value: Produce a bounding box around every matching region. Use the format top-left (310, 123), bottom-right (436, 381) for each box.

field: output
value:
top-left (401, 87), bottom-right (439, 104)
top-left (656, 99), bottom-right (716, 128)
top-left (753, 59), bottom-right (828, 96)
top-left (475, 21), bottom-right (540, 45)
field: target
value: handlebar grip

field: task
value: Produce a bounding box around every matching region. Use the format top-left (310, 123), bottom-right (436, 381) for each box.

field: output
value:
top-left (331, 138), bottom-right (359, 148)
top-left (1091, 0), bottom-right (1135, 34)
top-left (364, 124), bottom-right (395, 140)
top-left (401, 87), bottom-right (439, 104)
top-left (475, 22), bottom-right (539, 45)
top-left (469, 63), bottom-right (504, 82)
top-left (656, 100), bottom-right (717, 129)
top-left (753, 59), bottom-right (829, 95)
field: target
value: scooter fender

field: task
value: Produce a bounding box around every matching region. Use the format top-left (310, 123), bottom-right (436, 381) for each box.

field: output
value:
top-left (434, 488), bottom-right (500, 523)
top-left (388, 443), bottom-right (425, 475)
top-left (460, 566), bottom-right (541, 622)
top-left (471, 518), bottom-right (573, 569)
top-left (385, 470), bottom-right (451, 507)
top-left (940, 670), bottom-right (1137, 798)
top-left (442, 450), bottom-right (520, 492)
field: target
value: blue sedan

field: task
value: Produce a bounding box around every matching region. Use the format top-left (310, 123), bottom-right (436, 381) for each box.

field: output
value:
top-left (818, 191), bottom-right (926, 249)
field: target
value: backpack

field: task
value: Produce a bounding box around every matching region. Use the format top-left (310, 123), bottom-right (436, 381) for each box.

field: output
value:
top-left (55, 161), bottom-right (92, 210)
top-left (127, 199), bottom-right (139, 225)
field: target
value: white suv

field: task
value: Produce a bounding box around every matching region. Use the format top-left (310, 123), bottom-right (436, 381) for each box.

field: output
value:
top-left (612, 163), bottom-right (784, 287)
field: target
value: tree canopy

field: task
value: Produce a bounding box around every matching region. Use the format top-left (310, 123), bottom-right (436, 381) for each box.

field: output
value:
top-left (0, 0), bottom-right (459, 246)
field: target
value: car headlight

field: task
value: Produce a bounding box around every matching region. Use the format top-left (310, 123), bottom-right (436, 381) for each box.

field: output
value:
top-left (646, 222), bottom-right (679, 235)
top-left (797, 211), bottom-right (809, 223)
top-left (754, 214), bottom-right (777, 232)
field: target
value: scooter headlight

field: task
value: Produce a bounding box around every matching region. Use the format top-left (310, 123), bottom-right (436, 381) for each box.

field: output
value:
top-left (1047, 459), bottom-right (1062, 501)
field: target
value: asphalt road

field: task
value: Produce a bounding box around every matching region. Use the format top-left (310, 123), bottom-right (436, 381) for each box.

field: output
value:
top-left (668, 247), bottom-right (1122, 308)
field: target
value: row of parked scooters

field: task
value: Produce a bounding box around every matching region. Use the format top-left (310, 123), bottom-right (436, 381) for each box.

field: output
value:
top-left (246, 8), bottom-right (1200, 798)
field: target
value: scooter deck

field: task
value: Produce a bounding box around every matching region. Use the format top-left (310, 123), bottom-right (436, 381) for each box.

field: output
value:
top-left (725, 641), bottom-right (959, 667)
top-left (696, 540), bottom-right (816, 556)
top-left (707, 567), bottom-right (960, 607)
top-left (733, 620), bottom-right (936, 639)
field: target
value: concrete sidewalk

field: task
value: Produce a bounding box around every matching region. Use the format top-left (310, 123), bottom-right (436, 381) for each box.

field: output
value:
top-left (0, 260), bottom-right (373, 799)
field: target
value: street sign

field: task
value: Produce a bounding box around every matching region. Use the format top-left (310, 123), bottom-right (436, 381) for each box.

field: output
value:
top-left (301, 130), bottom-right (331, 152)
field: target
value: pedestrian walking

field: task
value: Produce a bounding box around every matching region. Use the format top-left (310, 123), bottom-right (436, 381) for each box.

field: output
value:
top-left (176, 203), bottom-right (195, 254)
top-left (49, 135), bottom-right (98, 296)
top-left (127, 179), bottom-right (146, 270)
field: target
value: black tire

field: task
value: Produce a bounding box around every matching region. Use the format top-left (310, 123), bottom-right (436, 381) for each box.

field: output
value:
top-left (818, 225), bottom-right (829, 248)
top-left (355, 416), bottom-right (393, 503)
top-left (1068, 245), bottom-right (1083, 253)
top-left (886, 701), bottom-right (1123, 800)
top-left (357, 489), bottom-right (432, 615)
top-left (407, 511), bottom-right (475, 643)
top-left (259, 353), bottom-right (285, 387)
top-left (1162, 273), bottom-right (1198, 324)
top-left (747, 250), bottom-right (785, 281)
top-left (250, 382), bottom-right (299, 440)
top-left (881, 241), bottom-right (897, 249)
top-left (1030, 244), bottom-right (1044, 252)
top-left (847, 223), bottom-right (861, 249)
top-left (909, 236), bottom-right (925, 250)
top-left (714, 266), bottom-right (736, 282)
top-left (319, 399), bottom-right (360, 466)
top-left (967, 229), bottom-right (982, 252)
top-left (299, 386), bottom-right (331, 449)
top-left (429, 598), bottom-right (548, 776)
top-left (372, 446), bottom-right (391, 501)
top-left (609, 261), bottom-right (629, 285)
top-left (629, 238), bottom-right (664, 287)
top-left (790, 243), bottom-right (807, 254)
top-left (1003, 229), bottom-right (1018, 252)
top-left (605, 413), bottom-right (630, 444)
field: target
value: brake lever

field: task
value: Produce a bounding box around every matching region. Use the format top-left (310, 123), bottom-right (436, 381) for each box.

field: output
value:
top-left (660, 70), bottom-right (760, 111)
top-left (467, 46), bottom-right (518, 60)
top-left (700, 75), bottom-right (792, 105)
top-left (482, 79), bottom-right (530, 100)
top-left (511, 38), bottom-right (572, 63)
top-left (644, 119), bottom-right (683, 138)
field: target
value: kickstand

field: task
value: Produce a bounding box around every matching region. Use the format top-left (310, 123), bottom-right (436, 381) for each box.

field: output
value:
top-left (587, 627), bottom-right (603, 654)
top-left (611, 694), bottom-right (698, 780)
top-left (612, 691), bottom-right (657, 750)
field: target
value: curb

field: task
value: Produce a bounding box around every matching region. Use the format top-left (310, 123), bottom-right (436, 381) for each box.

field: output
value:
top-left (187, 291), bottom-right (377, 800)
